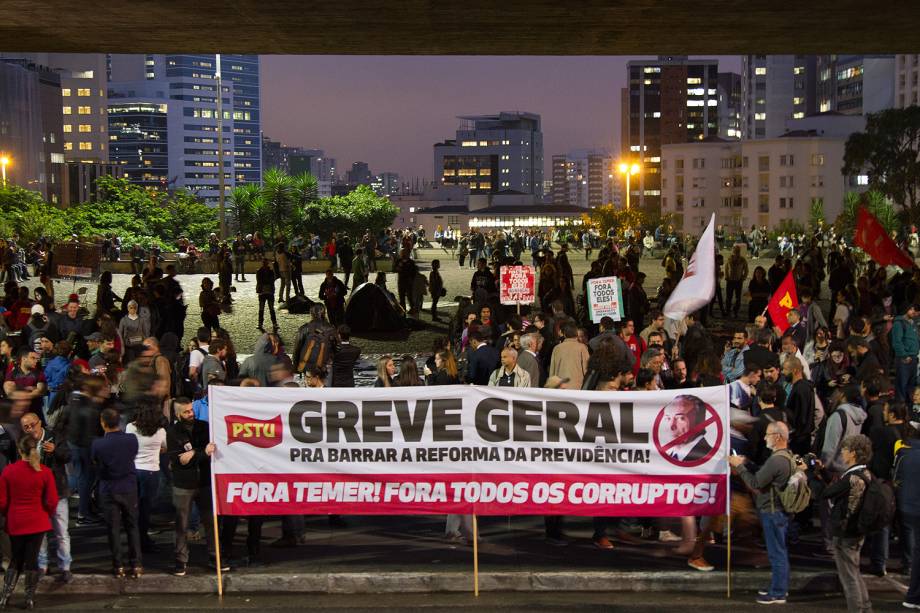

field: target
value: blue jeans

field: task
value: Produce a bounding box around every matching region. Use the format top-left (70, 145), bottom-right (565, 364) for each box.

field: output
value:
top-left (38, 497), bottom-right (71, 571)
top-left (136, 469), bottom-right (160, 544)
top-left (896, 356), bottom-right (917, 404)
top-left (70, 444), bottom-right (96, 519)
top-left (760, 510), bottom-right (790, 598)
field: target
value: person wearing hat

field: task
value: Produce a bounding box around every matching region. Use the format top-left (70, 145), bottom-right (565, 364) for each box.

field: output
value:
top-left (892, 304), bottom-right (920, 403)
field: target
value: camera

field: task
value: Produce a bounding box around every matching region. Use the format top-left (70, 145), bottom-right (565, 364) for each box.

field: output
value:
top-left (796, 452), bottom-right (818, 469)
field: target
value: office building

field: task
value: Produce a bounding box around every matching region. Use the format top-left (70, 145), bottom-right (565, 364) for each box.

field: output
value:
top-left (741, 55), bottom-right (817, 140)
top-left (816, 55), bottom-right (895, 115)
top-left (717, 72), bottom-right (742, 140)
top-left (371, 172), bottom-right (400, 197)
top-left (108, 54), bottom-right (261, 203)
top-left (64, 160), bottom-right (124, 205)
top-left (433, 112), bottom-right (543, 197)
top-left (0, 59), bottom-right (66, 204)
top-left (289, 148), bottom-right (336, 184)
top-left (345, 161), bottom-right (372, 187)
top-left (551, 149), bottom-right (617, 209)
top-left (107, 91), bottom-right (170, 190)
top-left (660, 126), bottom-right (867, 232)
top-left (624, 57), bottom-right (719, 212)
top-left (896, 54), bottom-right (920, 108)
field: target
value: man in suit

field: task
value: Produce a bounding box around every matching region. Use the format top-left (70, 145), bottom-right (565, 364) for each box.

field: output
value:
top-left (663, 395), bottom-right (713, 462)
top-left (466, 328), bottom-right (500, 385)
top-left (330, 325), bottom-right (361, 388)
top-left (517, 333), bottom-right (545, 388)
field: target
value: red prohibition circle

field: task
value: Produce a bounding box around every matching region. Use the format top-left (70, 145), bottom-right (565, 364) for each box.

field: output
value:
top-left (652, 398), bottom-right (723, 468)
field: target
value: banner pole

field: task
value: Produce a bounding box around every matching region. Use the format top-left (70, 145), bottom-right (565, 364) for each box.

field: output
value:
top-left (207, 386), bottom-right (223, 599)
top-left (726, 509), bottom-right (732, 599)
top-left (473, 514), bottom-right (479, 597)
top-left (213, 512), bottom-right (224, 598)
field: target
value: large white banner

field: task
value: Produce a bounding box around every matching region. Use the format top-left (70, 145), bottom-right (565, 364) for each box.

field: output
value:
top-left (210, 385), bottom-right (729, 517)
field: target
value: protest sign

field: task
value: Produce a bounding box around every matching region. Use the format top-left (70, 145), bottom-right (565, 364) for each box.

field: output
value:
top-left (587, 276), bottom-right (624, 323)
top-left (210, 385), bottom-right (729, 517)
top-left (499, 265), bottom-right (535, 305)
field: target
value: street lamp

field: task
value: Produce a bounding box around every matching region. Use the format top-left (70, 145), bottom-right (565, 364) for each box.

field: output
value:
top-left (617, 162), bottom-right (641, 210)
top-left (0, 155), bottom-right (9, 188)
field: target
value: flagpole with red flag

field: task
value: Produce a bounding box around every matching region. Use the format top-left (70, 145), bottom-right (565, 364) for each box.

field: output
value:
top-left (766, 269), bottom-right (799, 333)
top-left (854, 207), bottom-right (916, 269)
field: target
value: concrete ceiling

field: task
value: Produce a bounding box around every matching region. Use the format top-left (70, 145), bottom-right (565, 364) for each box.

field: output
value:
top-left (3, 0), bottom-right (918, 55)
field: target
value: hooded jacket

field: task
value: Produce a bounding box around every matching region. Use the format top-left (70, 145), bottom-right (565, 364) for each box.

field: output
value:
top-left (239, 334), bottom-right (281, 387)
top-left (821, 402), bottom-right (868, 473)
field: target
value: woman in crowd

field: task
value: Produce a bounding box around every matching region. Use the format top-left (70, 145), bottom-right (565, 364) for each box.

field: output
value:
top-left (374, 355), bottom-right (397, 388)
top-left (118, 300), bottom-right (150, 365)
top-left (0, 436), bottom-right (58, 609)
top-left (426, 350), bottom-right (459, 386)
top-left (396, 355), bottom-right (425, 387)
top-left (747, 266), bottom-right (771, 323)
top-left (126, 403), bottom-right (167, 553)
top-left (198, 278), bottom-right (222, 335)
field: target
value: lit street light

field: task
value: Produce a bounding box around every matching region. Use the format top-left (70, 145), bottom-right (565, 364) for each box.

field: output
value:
top-left (0, 155), bottom-right (9, 188)
top-left (617, 162), bottom-right (641, 210)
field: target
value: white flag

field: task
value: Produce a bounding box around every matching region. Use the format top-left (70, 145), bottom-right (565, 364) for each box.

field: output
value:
top-left (663, 214), bottom-right (716, 320)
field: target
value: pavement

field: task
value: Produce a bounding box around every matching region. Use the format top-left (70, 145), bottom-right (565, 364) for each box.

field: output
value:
top-left (27, 509), bottom-right (912, 597)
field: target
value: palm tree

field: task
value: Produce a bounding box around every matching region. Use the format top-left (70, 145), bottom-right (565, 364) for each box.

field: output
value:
top-left (262, 168), bottom-right (295, 242)
top-left (229, 183), bottom-right (266, 237)
top-left (292, 171), bottom-right (319, 207)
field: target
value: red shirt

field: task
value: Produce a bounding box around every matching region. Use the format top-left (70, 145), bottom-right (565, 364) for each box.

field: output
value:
top-left (0, 461), bottom-right (58, 535)
top-left (623, 333), bottom-right (646, 376)
top-left (8, 299), bottom-right (33, 331)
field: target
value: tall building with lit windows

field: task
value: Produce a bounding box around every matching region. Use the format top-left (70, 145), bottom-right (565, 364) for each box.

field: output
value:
top-left (815, 55), bottom-right (895, 115)
top-left (433, 112), bottom-right (543, 197)
top-left (551, 149), bottom-right (617, 209)
top-left (741, 55), bottom-right (816, 140)
top-left (108, 54), bottom-right (261, 203)
top-left (624, 56), bottom-right (719, 212)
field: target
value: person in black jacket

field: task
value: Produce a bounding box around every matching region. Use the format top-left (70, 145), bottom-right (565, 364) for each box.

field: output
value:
top-left (330, 325), bottom-right (361, 388)
top-left (63, 375), bottom-right (106, 525)
top-left (466, 329), bottom-right (500, 385)
top-left (819, 434), bottom-right (874, 613)
top-left (255, 258), bottom-right (277, 333)
top-left (167, 398), bottom-right (222, 577)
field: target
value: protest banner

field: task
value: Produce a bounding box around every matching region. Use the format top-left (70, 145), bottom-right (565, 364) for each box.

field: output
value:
top-left (499, 265), bottom-right (535, 306)
top-left (209, 385), bottom-right (729, 517)
top-left (587, 276), bottom-right (624, 323)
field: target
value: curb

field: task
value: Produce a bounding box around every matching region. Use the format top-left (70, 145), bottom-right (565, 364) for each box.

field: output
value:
top-left (32, 570), bottom-right (908, 595)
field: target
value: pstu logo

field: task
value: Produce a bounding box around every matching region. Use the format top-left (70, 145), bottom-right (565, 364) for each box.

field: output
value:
top-left (225, 414), bottom-right (283, 448)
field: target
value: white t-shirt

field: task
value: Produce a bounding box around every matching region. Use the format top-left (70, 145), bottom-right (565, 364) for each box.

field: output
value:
top-left (189, 343), bottom-right (210, 373)
top-left (126, 423), bottom-right (166, 472)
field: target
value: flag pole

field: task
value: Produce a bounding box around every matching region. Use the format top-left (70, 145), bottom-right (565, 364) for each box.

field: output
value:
top-left (207, 386), bottom-right (224, 598)
top-left (473, 514), bottom-right (480, 597)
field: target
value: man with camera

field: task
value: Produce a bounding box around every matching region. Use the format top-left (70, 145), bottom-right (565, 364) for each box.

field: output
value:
top-left (729, 421), bottom-right (795, 605)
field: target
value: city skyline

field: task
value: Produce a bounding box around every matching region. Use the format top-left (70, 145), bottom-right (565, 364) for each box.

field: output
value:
top-left (261, 55), bottom-right (742, 182)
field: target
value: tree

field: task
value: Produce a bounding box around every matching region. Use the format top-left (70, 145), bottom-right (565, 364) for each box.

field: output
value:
top-left (581, 204), bottom-right (671, 236)
top-left (229, 183), bottom-right (267, 237)
top-left (261, 168), bottom-right (295, 242)
top-left (299, 186), bottom-right (398, 239)
top-left (808, 198), bottom-right (826, 232)
top-left (835, 190), bottom-right (899, 239)
top-left (843, 106), bottom-right (920, 222)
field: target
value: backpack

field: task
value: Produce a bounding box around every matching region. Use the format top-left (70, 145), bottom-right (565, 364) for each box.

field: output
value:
top-left (854, 472), bottom-right (896, 535)
top-left (175, 347), bottom-right (207, 399)
top-left (772, 450), bottom-right (812, 514)
top-left (812, 407), bottom-right (848, 458)
top-left (296, 324), bottom-right (335, 373)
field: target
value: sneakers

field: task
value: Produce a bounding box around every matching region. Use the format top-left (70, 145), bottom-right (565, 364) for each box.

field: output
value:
top-left (867, 566), bottom-right (887, 577)
top-left (113, 567), bottom-right (126, 579)
top-left (75, 515), bottom-right (102, 527)
top-left (172, 564), bottom-right (187, 577)
top-left (756, 594), bottom-right (787, 605)
top-left (130, 566), bottom-right (142, 580)
top-left (56, 571), bottom-right (73, 584)
top-left (688, 557), bottom-right (714, 572)
top-left (658, 530), bottom-right (682, 543)
top-left (593, 536), bottom-right (614, 550)
top-left (208, 559), bottom-right (230, 572)
top-left (903, 602), bottom-right (920, 610)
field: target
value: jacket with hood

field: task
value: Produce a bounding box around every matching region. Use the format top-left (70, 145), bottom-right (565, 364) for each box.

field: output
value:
top-left (239, 334), bottom-right (281, 387)
top-left (487, 364), bottom-right (532, 388)
top-left (821, 402), bottom-right (867, 472)
top-left (892, 314), bottom-right (920, 358)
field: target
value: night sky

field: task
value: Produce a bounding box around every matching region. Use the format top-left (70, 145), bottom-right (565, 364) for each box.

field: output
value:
top-left (261, 55), bottom-right (742, 182)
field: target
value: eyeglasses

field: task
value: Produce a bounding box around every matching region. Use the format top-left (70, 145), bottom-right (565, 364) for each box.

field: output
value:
top-left (21, 421), bottom-right (40, 431)
top-left (765, 432), bottom-right (780, 439)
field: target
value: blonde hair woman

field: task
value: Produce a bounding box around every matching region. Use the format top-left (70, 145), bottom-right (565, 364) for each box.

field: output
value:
top-left (374, 355), bottom-right (396, 387)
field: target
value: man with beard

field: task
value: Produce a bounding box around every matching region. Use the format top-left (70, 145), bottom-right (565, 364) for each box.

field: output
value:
top-left (167, 398), bottom-right (226, 576)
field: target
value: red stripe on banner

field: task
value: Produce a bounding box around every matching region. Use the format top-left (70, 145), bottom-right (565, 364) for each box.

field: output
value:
top-left (214, 473), bottom-right (727, 517)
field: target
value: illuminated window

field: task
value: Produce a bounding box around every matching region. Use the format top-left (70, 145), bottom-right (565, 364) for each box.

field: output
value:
top-left (754, 112), bottom-right (766, 121)
top-left (79, 142), bottom-right (92, 151)
top-left (77, 106), bottom-right (91, 114)
top-left (63, 124), bottom-right (72, 133)
top-left (811, 154), bottom-right (825, 166)
top-left (794, 66), bottom-right (804, 75)
top-left (857, 175), bottom-right (869, 185)
top-left (755, 67), bottom-right (767, 75)
top-left (62, 88), bottom-right (71, 97)
top-left (63, 142), bottom-right (73, 151)
top-left (62, 106), bottom-right (72, 115)
top-left (793, 112), bottom-right (804, 119)
top-left (643, 67), bottom-right (660, 73)
top-left (461, 141), bottom-right (478, 147)
top-left (78, 124), bottom-right (92, 133)
top-left (687, 77), bottom-right (701, 84)
top-left (73, 70), bottom-right (94, 78)
top-left (793, 97), bottom-right (803, 105)
top-left (77, 88), bottom-right (91, 96)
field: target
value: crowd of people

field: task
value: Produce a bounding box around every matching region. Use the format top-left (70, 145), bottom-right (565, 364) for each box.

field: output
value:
top-left (1, 222), bottom-right (920, 610)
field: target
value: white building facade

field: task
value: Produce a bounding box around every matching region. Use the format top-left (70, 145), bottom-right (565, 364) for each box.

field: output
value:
top-left (660, 135), bottom-right (866, 233)
top-left (896, 54), bottom-right (920, 109)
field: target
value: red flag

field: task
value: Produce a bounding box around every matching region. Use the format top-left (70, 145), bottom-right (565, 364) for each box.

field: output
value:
top-left (854, 208), bottom-right (915, 269)
top-left (767, 270), bottom-right (799, 333)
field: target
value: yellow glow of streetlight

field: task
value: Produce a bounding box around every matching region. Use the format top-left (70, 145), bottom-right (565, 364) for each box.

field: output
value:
top-left (0, 156), bottom-right (9, 167)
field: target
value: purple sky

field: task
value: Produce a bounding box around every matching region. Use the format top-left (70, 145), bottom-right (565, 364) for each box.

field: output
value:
top-left (261, 56), bottom-right (742, 182)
